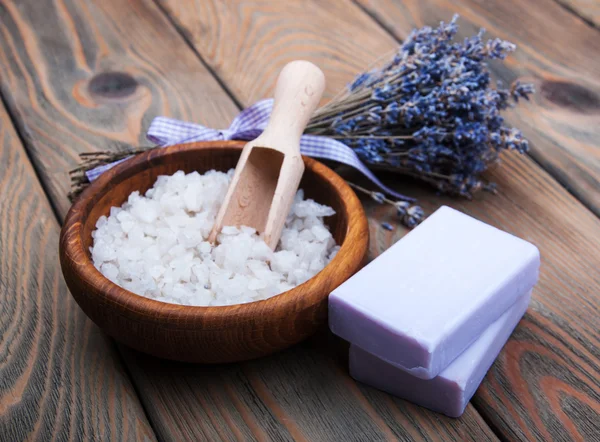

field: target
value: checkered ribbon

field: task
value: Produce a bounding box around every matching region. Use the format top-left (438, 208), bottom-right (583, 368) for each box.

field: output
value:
top-left (86, 99), bottom-right (410, 200)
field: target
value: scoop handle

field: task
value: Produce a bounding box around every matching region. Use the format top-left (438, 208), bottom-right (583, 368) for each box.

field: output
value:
top-left (253, 61), bottom-right (325, 153)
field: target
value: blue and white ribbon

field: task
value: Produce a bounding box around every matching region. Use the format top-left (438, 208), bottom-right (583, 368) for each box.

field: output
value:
top-left (86, 99), bottom-right (409, 200)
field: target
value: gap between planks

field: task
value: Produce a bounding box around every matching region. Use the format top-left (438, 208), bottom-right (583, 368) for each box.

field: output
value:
top-left (0, 40), bottom-right (162, 442)
top-left (351, 0), bottom-right (600, 221)
top-left (551, 0), bottom-right (600, 29)
top-left (150, 0), bottom-right (600, 440)
top-left (0, 95), bottom-right (158, 441)
top-left (145, 1), bottom-right (524, 440)
top-left (1, 0), bottom-right (596, 440)
top-left (1, 0), bottom-right (494, 439)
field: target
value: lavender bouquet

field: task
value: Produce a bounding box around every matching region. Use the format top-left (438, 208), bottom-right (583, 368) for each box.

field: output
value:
top-left (303, 15), bottom-right (533, 225)
top-left (71, 16), bottom-right (533, 227)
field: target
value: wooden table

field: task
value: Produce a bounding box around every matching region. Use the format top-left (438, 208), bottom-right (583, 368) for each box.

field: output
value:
top-left (0, 0), bottom-right (598, 440)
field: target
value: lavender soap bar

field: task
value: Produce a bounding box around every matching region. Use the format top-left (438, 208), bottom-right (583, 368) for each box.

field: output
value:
top-left (349, 291), bottom-right (531, 417)
top-left (329, 206), bottom-right (539, 379)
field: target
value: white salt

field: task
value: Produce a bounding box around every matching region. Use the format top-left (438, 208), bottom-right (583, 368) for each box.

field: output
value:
top-left (91, 170), bottom-right (340, 306)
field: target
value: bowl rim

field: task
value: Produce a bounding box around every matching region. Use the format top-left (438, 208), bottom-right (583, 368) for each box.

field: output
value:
top-left (60, 141), bottom-right (369, 326)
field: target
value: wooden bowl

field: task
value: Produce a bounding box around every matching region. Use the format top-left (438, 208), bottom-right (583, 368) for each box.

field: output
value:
top-left (60, 141), bottom-right (369, 363)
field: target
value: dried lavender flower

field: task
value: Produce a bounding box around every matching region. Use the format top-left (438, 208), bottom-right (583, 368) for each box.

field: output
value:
top-left (306, 15), bottom-right (533, 206)
top-left (70, 16), bottom-right (532, 229)
top-left (381, 222), bottom-right (394, 231)
top-left (347, 182), bottom-right (425, 227)
top-left (371, 192), bottom-right (386, 204)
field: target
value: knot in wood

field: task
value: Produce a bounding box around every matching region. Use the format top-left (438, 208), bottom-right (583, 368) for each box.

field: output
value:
top-left (88, 72), bottom-right (138, 99)
top-left (540, 80), bottom-right (599, 114)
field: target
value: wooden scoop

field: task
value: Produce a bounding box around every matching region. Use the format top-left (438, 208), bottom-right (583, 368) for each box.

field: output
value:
top-left (208, 60), bottom-right (325, 249)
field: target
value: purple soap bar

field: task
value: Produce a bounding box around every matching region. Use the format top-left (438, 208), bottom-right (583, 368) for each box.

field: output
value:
top-left (349, 291), bottom-right (531, 417)
top-left (329, 206), bottom-right (539, 379)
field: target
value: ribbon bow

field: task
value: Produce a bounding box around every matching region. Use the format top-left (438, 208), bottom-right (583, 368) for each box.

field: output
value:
top-left (86, 99), bottom-right (409, 201)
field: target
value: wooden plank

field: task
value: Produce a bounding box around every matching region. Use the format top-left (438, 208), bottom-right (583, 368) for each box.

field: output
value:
top-left (553, 0), bottom-right (600, 27)
top-left (0, 102), bottom-right (156, 439)
top-left (120, 331), bottom-right (498, 442)
top-left (354, 0), bottom-right (600, 216)
top-left (159, 0), bottom-right (600, 218)
top-left (0, 0), bottom-right (238, 220)
top-left (352, 155), bottom-right (600, 441)
top-left (153, 0), bottom-right (600, 440)
top-left (0, 0), bottom-right (499, 440)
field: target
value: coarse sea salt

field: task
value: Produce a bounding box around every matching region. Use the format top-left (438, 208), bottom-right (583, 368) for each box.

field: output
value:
top-left (91, 170), bottom-right (340, 306)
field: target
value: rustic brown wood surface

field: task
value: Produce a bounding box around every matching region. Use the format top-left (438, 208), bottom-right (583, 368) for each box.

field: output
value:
top-left (0, 0), bottom-right (501, 440)
top-left (0, 102), bottom-right (156, 440)
top-left (60, 142), bottom-right (368, 363)
top-left (119, 331), bottom-right (500, 442)
top-left (0, 0), bottom-right (238, 219)
top-left (552, 0), bottom-right (600, 27)
top-left (0, 0), bottom-right (598, 440)
top-left (141, 0), bottom-right (600, 439)
top-left (358, 0), bottom-right (600, 216)
top-left (159, 0), bottom-right (600, 218)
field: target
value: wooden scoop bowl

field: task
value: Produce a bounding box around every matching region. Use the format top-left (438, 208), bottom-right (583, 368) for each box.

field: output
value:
top-left (209, 60), bottom-right (325, 249)
top-left (59, 141), bottom-right (369, 363)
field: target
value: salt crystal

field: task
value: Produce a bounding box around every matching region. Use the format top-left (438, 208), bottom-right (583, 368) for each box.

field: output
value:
top-left (183, 185), bottom-right (200, 212)
top-left (132, 199), bottom-right (159, 224)
top-left (299, 229), bottom-right (315, 242)
top-left (294, 199), bottom-right (336, 218)
top-left (101, 262), bottom-right (119, 281)
top-left (91, 170), bottom-right (338, 306)
top-left (302, 216), bottom-right (321, 229)
top-left (96, 216), bottom-right (108, 228)
top-left (251, 241), bottom-right (273, 261)
top-left (240, 226), bottom-right (257, 235)
top-left (290, 218), bottom-right (304, 230)
top-left (221, 226), bottom-right (239, 235)
top-left (197, 241), bottom-right (212, 255)
top-left (292, 269), bottom-right (311, 285)
top-left (189, 288), bottom-right (213, 306)
top-left (248, 277), bottom-right (268, 290)
top-left (271, 250), bottom-right (298, 274)
top-left (311, 225), bottom-right (332, 242)
top-left (148, 265), bottom-right (165, 279)
top-left (178, 230), bottom-right (203, 248)
top-left (309, 257), bottom-right (325, 272)
top-left (92, 240), bottom-right (116, 263)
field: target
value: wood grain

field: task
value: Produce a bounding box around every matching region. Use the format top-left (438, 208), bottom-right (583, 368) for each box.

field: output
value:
top-left (0, 0), bottom-right (238, 219)
top-left (60, 142), bottom-right (368, 363)
top-left (158, 0), bottom-right (600, 218)
top-left (0, 101), bottom-right (156, 439)
top-left (155, 0), bottom-right (393, 105)
top-left (154, 0), bottom-right (600, 440)
top-left (552, 0), bottom-right (600, 27)
top-left (354, 158), bottom-right (600, 441)
top-left (0, 0), bottom-right (500, 439)
top-left (120, 331), bottom-right (499, 442)
top-left (353, 0), bottom-right (600, 216)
